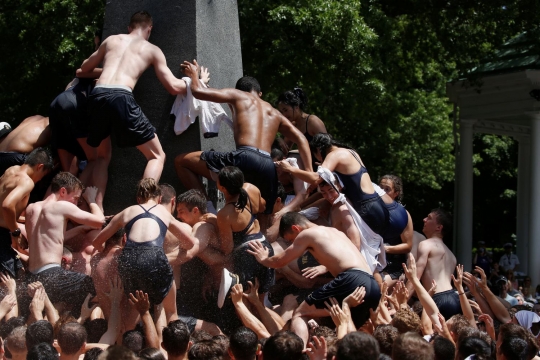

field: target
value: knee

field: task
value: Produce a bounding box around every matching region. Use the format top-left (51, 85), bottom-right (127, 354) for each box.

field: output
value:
top-left (174, 153), bottom-right (188, 168)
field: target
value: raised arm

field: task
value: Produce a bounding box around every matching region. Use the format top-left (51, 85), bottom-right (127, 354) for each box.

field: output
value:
top-left (168, 218), bottom-right (198, 265)
top-left (152, 48), bottom-right (187, 95)
top-left (278, 116), bottom-right (313, 172)
top-left (181, 60), bottom-right (245, 104)
top-left (407, 241), bottom-right (429, 295)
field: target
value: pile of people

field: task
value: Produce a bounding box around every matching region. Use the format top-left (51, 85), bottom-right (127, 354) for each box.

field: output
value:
top-left (0, 9), bottom-right (538, 360)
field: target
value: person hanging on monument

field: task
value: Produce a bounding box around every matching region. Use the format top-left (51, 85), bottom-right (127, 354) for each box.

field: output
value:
top-left (175, 61), bottom-right (313, 229)
top-left (78, 11), bottom-right (195, 183)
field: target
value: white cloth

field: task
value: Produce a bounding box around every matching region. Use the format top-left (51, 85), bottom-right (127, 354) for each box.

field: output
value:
top-left (283, 157), bottom-right (309, 191)
top-left (170, 77), bottom-right (233, 137)
top-left (317, 167), bottom-right (386, 273)
top-left (372, 182), bottom-right (387, 197)
top-left (298, 207), bottom-right (320, 221)
top-left (499, 253), bottom-right (520, 272)
top-left (514, 310), bottom-right (540, 332)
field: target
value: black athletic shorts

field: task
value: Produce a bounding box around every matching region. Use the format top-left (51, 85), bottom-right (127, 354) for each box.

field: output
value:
top-left (432, 289), bottom-right (462, 320)
top-left (0, 227), bottom-right (23, 278)
top-left (0, 152), bottom-right (26, 175)
top-left (27, 266), bottom-right (95, 314)
top-left (233, 237), bottom-right (275, 294)
top-left (201, 146), bottom-right (278, 214)
top-left (118, 245), bottom-right (173, 305)
top-left (305, 268), bottom-right (381, 328)
top-left (382, 254), bottom-right (407, 280)
top-left (179, 315), bottom-right (198, 333)
top-left (87, 87), bottom-right (156, 148)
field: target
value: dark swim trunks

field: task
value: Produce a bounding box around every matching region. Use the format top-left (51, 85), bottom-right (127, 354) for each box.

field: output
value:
top-left (27, 265), bottom-right (95, 317)
top-left (118, 245), bottom-right (173, 305)
top-left (305, 268), bottom-right (380, 328)
top-left (87, 86), bottom-right (156, 148)
top-left (0, 152), bottom-right (26, 175)
top-left (201, 146), bottom-right (278, 214)
top-left (233, 235), bottom-right (275, 294)
top-left (432, 289), bottom-right (462, 320)
top-left (0, 227), bottom-right (23, 278)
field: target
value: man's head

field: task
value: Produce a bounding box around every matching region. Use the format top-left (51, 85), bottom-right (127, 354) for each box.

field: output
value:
top-left (235, 76), bottom-right (261, 96)
top-left (51, 172), bottom-right (84, 205)
top-left (26, 320), bottom-right (54, 349)
top-left (272, 183), bottom-right (287, 215)
top-left (262, 331), bottom-right (303, 360)
top-left (188, 339), bottom-right (225, 360)
top-left (278, 212), bottom-right (309, 241)
top-left (457, 336), bottom-right (491, 360)
top-left (423, 208), bottom-right (452, 239)
top-left (25, 148), bottom-right (54, 179)
top-left (58, 322), bottom-right (87, 355)
top-left (318, 180), bottom-right (340, 204)
top-left (122, 330), bottom-right (144, 353)
top-left (503, 242), bottom-right (513, 254)
top-left (104, 224), bottom-right (126, 249)
top-left (176, 189), bottom-right (207, 226)
top-left (159, 183), bottom-right (177, 214)
top-left (431, 335), bottom-right (455, 360)
top-left (446, 314), bottom-right (472, 343)
top-left (498, 336), bottom-right (528, 360)
top-left (61, 247), bottom-right (73, 270)
top-left (26, 342), bottom-right (58, 360)
top-left (373, 325), bottom-right (398, 356)
top-left (498, 323), bottom-right (539, 360)
top-left (229, 327), bottom-right (258, 360)
top-left (96, 345), bottom-right (138, 360)
top-left (128, 10), bottom-right (153, 39)
top-left (162, 320), bottom-right (191, 357)
top-left (391, 309), bottom-right (422, 335)
top-left (335, 332), bottom-right (379, 360)
top-left (6, 326), bottom-right (27, 357)
top-left (392, 332), bottom-right (434, 360)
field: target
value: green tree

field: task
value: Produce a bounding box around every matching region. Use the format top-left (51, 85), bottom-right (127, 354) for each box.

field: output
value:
top-left (0, 0), bottom-right (104, 123)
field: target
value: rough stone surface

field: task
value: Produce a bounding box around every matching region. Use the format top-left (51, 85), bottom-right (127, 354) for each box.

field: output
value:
top-left (101, 0), bottom-right (241, 213)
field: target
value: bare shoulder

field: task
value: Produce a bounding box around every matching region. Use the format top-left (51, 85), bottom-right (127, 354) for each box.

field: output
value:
top-left (193, 221), bottom-right (216, 234)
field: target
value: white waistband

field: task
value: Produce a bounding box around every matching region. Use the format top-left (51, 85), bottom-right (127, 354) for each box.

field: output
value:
top-left (31, 263), bottom-right (61, 275)
top-left (94, 84), bottom-right (132, 92)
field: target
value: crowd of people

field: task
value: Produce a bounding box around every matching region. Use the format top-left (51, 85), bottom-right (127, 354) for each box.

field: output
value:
top-left (0, 9), bottom-right (538, 360)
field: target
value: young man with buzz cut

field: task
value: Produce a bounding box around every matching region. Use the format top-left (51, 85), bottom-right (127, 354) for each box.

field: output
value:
top-left (25, 172), bottom-right (105, 315)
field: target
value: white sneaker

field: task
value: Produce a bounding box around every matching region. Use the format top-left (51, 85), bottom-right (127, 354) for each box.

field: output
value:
top-left (218, 268), bottom-right (239, 308)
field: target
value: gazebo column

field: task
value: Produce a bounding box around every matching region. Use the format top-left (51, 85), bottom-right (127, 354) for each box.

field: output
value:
top-left (456, 119), bottom-right (475, 271)
top-left (515, 136), bottom-right (530, 275)
top-left (529, 115), bottom-right (540, 286)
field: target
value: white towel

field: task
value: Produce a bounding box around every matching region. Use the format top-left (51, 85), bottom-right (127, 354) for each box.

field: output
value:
top-left (283, 157), bottom-right (309, 191)
top-left (317, 166), bottom-right (386, 273)
top-left (170, 77), bottom-right (233, 138)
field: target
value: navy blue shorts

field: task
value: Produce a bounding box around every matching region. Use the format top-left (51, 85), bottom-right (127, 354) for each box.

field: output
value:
top-left (118, 245), bottom-right (173, 305)
top-left (233, 238), bottom-right (275, 293)
top-left (350, 196), bottom-right (389, 235)
top-left (433, 290), bottom-right (462, 320)
top-left (201, 146), bottom-right (277, 214)
top-left (305, 269), bottom-right (380, 328)
top-left (0, 152), bottom-right (26, 176)
top-left (88, 87), bottom-right (156, 148)
top-left (0, 227), bottom-right (23, 278)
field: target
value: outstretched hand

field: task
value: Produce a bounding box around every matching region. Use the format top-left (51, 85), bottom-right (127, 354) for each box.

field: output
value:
top-left (247, 241), bottom-right (270, 264)
top-left (305, 336), bottom-right (327, 360)
top-left (343, 286), bottom-right (366, 308)
top-left (79, 293), bottom-right (98, 321)
top-left (231, 284), bottom-right (244, 304)
top-left (105, 276), bottom-right (124, 305)
top-left (83, 186), bottom-right (98, 204)
top-left (451, 264), bottom-right (465, 292)
top-left (200, 66), bottom-right (210, 85)
top-left (244, 279), bottom-right (260, 305)
top-left (181, 60), bottom-right (199, 78)
top-left (0, 272), bottom-right (16, 294)
top-left (302, 265), bottom-right (328, 279)
top-left (402, 253), bottom-right (418, 281)
top-left (129, 290), bottom-right (151, 315)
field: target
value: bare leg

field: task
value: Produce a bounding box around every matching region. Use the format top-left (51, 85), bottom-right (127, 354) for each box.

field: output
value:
top-left (290, 301), bottom-right (330, 348)
top-left (137, 135), bottom-right (166, 182)
top-left (174, 151), bottom-right (214, 196)
top-left (278, 294), bottom-right (300, 322)
top-left (57, 149), bottom-right (76, 174)
top-left (162, 281), bottom-right (178, 324)
top-left (93, 137), bottom-right (112, 209)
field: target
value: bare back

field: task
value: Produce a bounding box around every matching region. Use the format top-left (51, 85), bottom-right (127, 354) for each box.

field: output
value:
top-left (231, 95), bottom-right (286, 153)
top-left (96, 34), bottom-right (157, 89)
top-left (417, 237), bottom-right (456, 293)
top-left (0, 166), bottom-right (34, 229)
top-left (0, 116), bottom-right (50, 153)
top-left (297, 226), bottom-right (370, 276)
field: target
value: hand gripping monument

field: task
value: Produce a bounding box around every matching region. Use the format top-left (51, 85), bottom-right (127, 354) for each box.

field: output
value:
top-left (101, 0), bottom-right (240, 213)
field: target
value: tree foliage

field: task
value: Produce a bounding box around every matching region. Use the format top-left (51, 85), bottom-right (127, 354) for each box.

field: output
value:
top-left (0, 0), bottom-right (104, 123)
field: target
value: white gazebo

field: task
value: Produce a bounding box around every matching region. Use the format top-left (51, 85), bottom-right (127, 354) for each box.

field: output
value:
top-left (446, 32), bottom-right (540, 285)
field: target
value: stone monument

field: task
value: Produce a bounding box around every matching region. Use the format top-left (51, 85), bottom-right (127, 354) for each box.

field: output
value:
top-left (101, 0), bottom-right (241, 213)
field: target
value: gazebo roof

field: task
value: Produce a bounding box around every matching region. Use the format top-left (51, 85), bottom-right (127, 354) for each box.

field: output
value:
top-left (469, 31), bottom-right (540, 77)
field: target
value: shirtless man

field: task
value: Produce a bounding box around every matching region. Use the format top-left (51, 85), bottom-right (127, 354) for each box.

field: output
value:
top-left (248, 212), bottom-right (381, 347)
top-left (0, 148), bottom-right (53, 278)
top-left (0, 116), bottom-right (51, 175)
top-left (408, 208), bottom-right (459, 320)
top-left (79, 10), bottom-right (188, 182)
top-left (175, 62), bottom-right (313, 223)
top-left (25, 172), bottom-right (105, 314)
